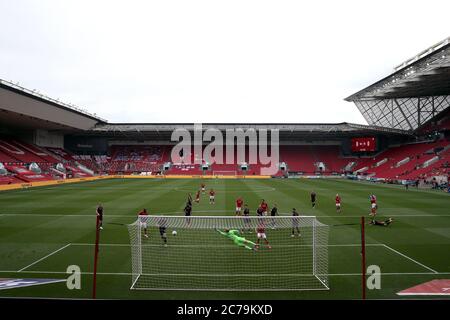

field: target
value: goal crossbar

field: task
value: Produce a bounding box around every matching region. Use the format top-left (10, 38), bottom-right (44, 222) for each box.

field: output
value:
top-left (132, 215), bottom-right (320, 229)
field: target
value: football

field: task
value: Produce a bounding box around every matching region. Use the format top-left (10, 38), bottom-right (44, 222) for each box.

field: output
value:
top-left (172, 230), bottom-right (177, 236)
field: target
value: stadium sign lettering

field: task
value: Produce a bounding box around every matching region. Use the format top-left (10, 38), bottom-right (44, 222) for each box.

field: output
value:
top-left (171, 123), bottom-right (279, 175)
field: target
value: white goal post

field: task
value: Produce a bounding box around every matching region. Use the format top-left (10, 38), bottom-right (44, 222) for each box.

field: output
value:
top-left (127, 216), bottom-right (329, 291)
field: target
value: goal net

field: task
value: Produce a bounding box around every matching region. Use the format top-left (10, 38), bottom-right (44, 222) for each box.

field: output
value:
top-left (127, 216), bottom-right (329, 291)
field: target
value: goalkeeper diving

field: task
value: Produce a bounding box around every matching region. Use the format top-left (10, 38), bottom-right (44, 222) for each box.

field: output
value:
top-left (216, 228), bottom-right (257, 251)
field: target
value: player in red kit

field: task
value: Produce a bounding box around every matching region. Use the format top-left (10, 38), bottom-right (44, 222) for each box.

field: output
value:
top-left (209, 189), bottom-right (215, 204)
top-left (255, 223), bottom-right (271, 249)
top-left (138, 208), bottom-right (149, 238)
top-left (260, 199), bottom-right (268, 215)
top-left (195, 190), bottom-right (201, 203)
top-left (335, 194), bottom-right (342, 213)
top-left (369, 194), bottom-right (377, 216)
top-left (235, 197), bottom-right (244, 216)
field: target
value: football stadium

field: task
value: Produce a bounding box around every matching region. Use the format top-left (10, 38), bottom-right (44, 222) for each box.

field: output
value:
top-left (0, 35), bottom-right (449, 302)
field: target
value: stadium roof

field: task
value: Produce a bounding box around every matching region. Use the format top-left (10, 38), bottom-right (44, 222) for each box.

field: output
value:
top-left (345, 37), bottom-right (450, 131)
top-left (84, 122), bottom-right (411, 140)
top-left (0, 79), bottom-right (107, 131)
top-left (92, 122), bottom-right (408, 132)
top-left (346, 37), bottom-right (450, 100)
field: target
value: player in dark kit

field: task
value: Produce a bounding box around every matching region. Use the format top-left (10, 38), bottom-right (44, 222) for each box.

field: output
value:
top-left (256, 206), bottom-right (264, 216)
top-left (291, 208), bottom-right (300, 237)
top-left (96, 203), bottom-right (104, 230)
top-left (310, 191), bottom-right (317, 208)
top-left (270, 204), bottom-right (278, 229)
top-left (184, 203), bottom-right (192, 226)
top-left (157, 217), bottom-right (168, 246)
top-left (187, 193), bottom-right (193, 207)
top-left (242, 204), bottom-right (251, 233)
top-left (369, 217), bottom-right (393, 227)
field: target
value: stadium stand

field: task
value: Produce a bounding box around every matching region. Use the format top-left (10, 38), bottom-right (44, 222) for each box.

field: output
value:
top-left (279, 145), bottom-right (316, 174)
top-left (353, 139), bottom-right (449, 179)
top-left (101, 145), bottom-right (169, 174)
top-left (0, 134), bottom-right (448, 181)
top-left (279, 145), bottom-right (348, 175)
top-left (0, 149), bottom-right (19, 163)
top-left (0, 175), bottom-right (23, 185)
top-left (1, 35), bottom-right (449, 185)
top-left (3, 164), bottom-right (53, 182)
top-left (0, 139), bottom-right (58, 163)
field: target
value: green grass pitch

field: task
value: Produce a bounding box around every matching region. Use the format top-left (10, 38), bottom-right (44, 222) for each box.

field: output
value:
top-left (0, 178), bottom-right (449, 299)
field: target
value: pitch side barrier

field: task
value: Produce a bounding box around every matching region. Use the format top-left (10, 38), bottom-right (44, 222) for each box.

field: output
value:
top-left (160, 175), bottom-right (271, 179)
top-left (117, 175), bottom-right (271, 179)
top-left (297, 175), bottom-right (345, 179)
top-left (0, 174), bottom-right (272, 191)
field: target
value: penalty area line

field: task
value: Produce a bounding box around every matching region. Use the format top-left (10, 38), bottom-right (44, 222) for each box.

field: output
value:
top-left (17, 243), bottom-right (72, 272)
top-left (4, 213), bottom-right (450, 218)
top-left (382, 244), bottom-right (439, 274)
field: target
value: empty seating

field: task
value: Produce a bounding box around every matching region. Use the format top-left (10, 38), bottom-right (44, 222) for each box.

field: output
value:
top-left (4, 165), bottom-right (53, 182)
top-left (279, 145), bottom-right (346, 174)
top-left (353, 139), bottom-right (450, 180)
top-left (1, 137), bottom-right (448, 183)
top-left (0, 139), bottom-right (58, 163)
top-left (0, 175), bottom-right (23, 185)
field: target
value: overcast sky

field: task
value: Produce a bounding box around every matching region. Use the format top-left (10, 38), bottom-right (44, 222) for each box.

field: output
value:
top-left (0, 0), bottom-right (449, 124)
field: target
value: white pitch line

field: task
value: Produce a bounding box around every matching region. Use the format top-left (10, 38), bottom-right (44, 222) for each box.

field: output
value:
top-left (69, 242), bottom-right (384, 248)
top-left (17, 243), bottom-right (72, 272)
top-left (278, 213), bottom-right (450, 218)
top-left (0, 211), bottom-right (231, 218)
top-left (0, 270), bottom-right (448, 276)
top-left (3, 213), bottom-right (450, 218)
top-left (397, 293), bottom-right (450, 296)
top-left (382, 244), bottom-right (439, 274)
